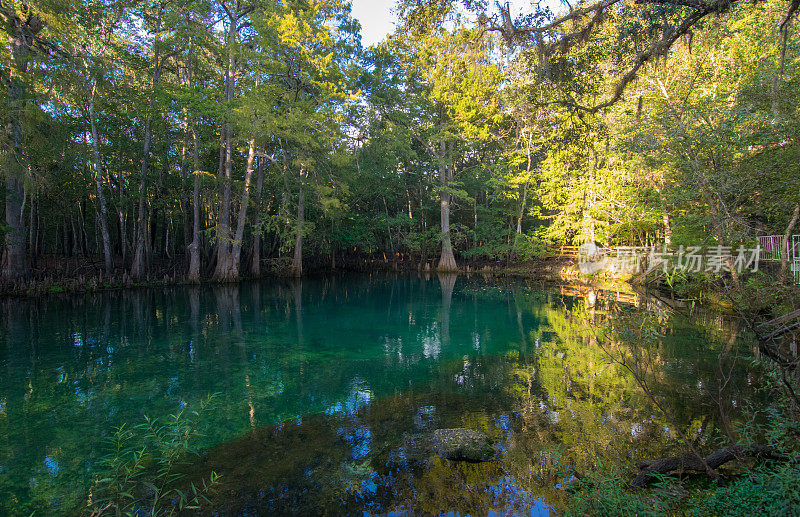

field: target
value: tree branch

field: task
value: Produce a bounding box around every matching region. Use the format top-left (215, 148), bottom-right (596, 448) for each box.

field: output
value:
top-left (486, 0), bottom-right (740, 112)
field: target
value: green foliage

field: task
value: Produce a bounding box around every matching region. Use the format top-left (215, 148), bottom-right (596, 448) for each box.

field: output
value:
top-left (89, 394), bottom-right (221, 516)
top-left (731, 271), bottom-right (800, 317)
top-left (688, 400), bottom-right (800, 517)
top-left (563, 469), bottom-right (672, 517)
top-left (2, 0), bottom-right (800, 283)
top-left (688, 461), bottom-right (800, 517)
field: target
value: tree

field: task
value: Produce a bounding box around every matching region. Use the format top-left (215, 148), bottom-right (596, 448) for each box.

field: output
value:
top-left (396, 1), bottom-right (502, 270)
top-left (1, 0), bottom-right (73, 278)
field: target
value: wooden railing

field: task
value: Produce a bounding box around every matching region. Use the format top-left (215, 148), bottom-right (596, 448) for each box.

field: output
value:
top-left (553, 239), bottom-right (800, 284)
top-left (553, 245), bottom-right (644, 259)
top-left (556, 245), bottom-right (581, 258)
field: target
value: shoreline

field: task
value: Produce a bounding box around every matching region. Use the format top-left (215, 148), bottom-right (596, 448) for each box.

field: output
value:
top-left (0, 256), bottom-right (579, 298)
top-left (0, 255), bottom-right (744, 317)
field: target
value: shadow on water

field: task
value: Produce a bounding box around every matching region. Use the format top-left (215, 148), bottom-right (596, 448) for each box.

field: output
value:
top-left (187, 388), bottom-right (554, 516)
top-left (0, 273), bottom-right (767, 515)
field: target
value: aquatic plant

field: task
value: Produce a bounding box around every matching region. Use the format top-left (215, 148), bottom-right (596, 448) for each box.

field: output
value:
top-left (87, 394), bottom-right (220, 516)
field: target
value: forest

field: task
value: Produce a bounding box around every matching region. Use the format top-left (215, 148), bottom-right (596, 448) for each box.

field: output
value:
top-left (2, 0), bottom-right (800, 515)
top-left (1, 0), bottom-right (797, 284)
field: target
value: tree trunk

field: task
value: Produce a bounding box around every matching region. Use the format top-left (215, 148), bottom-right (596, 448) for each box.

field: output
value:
top-left (632, 445), bottom-right (781, 488)
top-left (229, 139), bottom-right (257, 278)
top-left (28, 195), bottom-right (37, 263)
top-left (291, 182), bottom-right (305, 277)
top-left (188, 125), bottom-right (202, 283)
top-left (118, 207), bottom-right (127, 262)
top-left (516, 183), bottom-right (527, 237)
top-left (3, 177), bottom-right (26, 279)
top-left (663, 213), bottom-right (672, 246)
top-left (250, 157), bottom-right (265, 276)
top-left (150, 205), bottom-right (159, 258)
top-left (437, 141), bottom-right (457, 271)
top-left (702, 188), bottom-right (740, 288)
top-left (80, 200), bottom-right (90, 256)
top-left (771, 21), bottom-right (790, 120)
top-left (214, 126), bottom-right (234, 279)
top-left (61, 220), bottom-right (69, 256)
top-left (87, 78), bottom-right (113, 273)
top-left (182, 30), bottom-right (202, 283)
top-left (2, 26), bottom-right (34, 279)
top-left (213, 17), bottom-right (239, 281)
top-left (514, 130), bottom-right (533, 250)
top-left (70, 215), bottom-right (79, 256)
top-left (780, 203), bottom-right (800, 283)
top-left (130, 5), bottom-right (164, 280)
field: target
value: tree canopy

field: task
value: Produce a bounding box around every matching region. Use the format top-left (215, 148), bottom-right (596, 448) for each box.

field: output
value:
top-left (1, 0), bottom-right (798, 281)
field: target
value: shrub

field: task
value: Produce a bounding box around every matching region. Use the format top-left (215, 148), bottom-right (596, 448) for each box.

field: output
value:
top-left (687, 460), bottom-right (800, 517)
top-left (563, 468), bottom-right (673, 517)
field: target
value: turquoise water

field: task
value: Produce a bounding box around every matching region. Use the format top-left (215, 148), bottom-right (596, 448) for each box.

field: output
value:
top-left (0, 274), bottom-right (758, 515)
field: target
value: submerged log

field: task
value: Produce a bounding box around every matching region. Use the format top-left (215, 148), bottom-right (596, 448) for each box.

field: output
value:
top-left (632, 445), bottom-right (781, 488)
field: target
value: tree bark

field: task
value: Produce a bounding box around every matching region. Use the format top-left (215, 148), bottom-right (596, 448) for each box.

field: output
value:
top-left (250, 157), bottom-right (265, 276)
top-left (214, 126), bottom-right (234, 278)
top-left (28, 195), bottom-right (37, 263)
top-left (86, 76), bottom-right (113, 274)
top-left (702, 188), bottom-right (740, 288)
top-left (185, 28), bottom-right (202, 283)
top-left (291, 180), bottom-right (305, 277)
top-left (516, 182), bottom-right (527, 237)
top-left (437, 141), bottom-right (457, 271)
top-left (3, 176), bottom-right (26, 279)
top-left (188, 125), bottom-right (202, 283)
top-left (663, 213), bottom-right (672, 246)
top-left (779, 203), bottom-right (800, 282)
top-left (771, 20), bottom-right (790, 120)
top-left (229, 139), bottom-right (257, 278)
top-left (117, 178), bottom-right (127, 261)
top-left (213, 15), bottom-right (239, 280)
top-left (632, 445), bottom-right (781, 488)
top-left (514, 131), bottom-right (534, 250)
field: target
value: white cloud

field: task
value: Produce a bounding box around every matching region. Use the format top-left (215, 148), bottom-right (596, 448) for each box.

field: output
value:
top-left (350, 0), bottom-right (569, 47)
top-left (351, 0), bottom-right (398, 47)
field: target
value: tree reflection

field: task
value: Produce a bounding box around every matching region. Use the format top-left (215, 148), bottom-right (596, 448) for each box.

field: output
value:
top-left (438, 272), bottom-right (457, 349)
top-left (0, 277), bottom-right (767, 515)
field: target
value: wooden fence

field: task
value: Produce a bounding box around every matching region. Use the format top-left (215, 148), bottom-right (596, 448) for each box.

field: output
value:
top-left (552, 238), bottom-right (800, 283)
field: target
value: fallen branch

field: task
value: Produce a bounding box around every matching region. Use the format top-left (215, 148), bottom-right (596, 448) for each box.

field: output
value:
top-left (632, 445), bottom-right (782, 487)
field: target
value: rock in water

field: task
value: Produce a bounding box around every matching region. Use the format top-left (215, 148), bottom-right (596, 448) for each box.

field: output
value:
top-left (431, 428), bottom-right (494, 462)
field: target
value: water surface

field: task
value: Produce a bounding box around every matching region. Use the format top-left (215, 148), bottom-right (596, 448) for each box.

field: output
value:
top-left (0, 274), bottom-right (758, 514)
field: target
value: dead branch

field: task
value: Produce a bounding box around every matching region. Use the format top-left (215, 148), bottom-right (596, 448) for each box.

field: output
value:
top-left (632, 444), bottom-right (784, 487)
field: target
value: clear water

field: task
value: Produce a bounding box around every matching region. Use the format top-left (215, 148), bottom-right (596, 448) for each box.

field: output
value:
top-left (0, 274), bottom-right (759, 515)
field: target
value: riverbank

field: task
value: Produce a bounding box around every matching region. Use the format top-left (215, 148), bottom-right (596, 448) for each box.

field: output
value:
top-left (0, 254), bottom-right (579, 298)
top-left (3, 254), bottom-right (792, 325)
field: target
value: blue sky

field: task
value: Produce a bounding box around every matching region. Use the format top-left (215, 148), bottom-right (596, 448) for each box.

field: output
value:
top-left (351, 0), bottom-right (558, 47)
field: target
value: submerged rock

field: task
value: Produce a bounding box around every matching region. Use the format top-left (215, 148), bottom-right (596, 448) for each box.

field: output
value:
top-left (386, 427), bottom-right (495, 467)
top-left (431, 428), bottom-right (494, 462)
